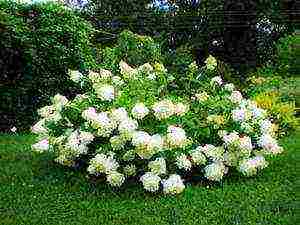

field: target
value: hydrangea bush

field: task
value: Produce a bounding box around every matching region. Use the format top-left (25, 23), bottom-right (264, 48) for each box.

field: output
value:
top-left (31, 50), bottom-right (284, 195)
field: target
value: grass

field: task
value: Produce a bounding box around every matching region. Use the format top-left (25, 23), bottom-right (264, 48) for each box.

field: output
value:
top-left (0, 132), bottom-right (299, 225)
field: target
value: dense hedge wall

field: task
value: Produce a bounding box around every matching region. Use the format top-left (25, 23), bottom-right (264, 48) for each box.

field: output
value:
top-left (0, 1), bottom-right (96, 132)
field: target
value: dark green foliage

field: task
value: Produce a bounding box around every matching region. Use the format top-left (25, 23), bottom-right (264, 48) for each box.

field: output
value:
top-left (87, 0), bottom-right (296, 76)
top-left (99, 30), bottom-right (162, 73)
top-left (0, 131), bottom-right (299, 224)
top-left (274, 34), bottom-right (300, 76)
top-left (0, 1), bottom-right (96, 131)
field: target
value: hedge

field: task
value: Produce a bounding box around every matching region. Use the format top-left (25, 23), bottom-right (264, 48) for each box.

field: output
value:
top-left (0, 1), bottom-right (96, 132)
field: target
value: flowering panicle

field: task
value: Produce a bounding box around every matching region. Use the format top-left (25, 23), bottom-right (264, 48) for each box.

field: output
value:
top-left (152, 100), bottom-right (175, 120)
top-left (87, 153), bottom-right (119, 175)
top-left (176, 154), bottom-right (192, 171)
top-left (32, 139), bottom-right (49, 153)
top-left (210, 76), bottom-right (223, 86)
top-left (131, 102), bottom-right (149, 120)
top-left (162, 174), bottom-right (185, 194)
top-left (107, 171), bottom-right (125, 187)
top-left (166, 126), bottom-right (188, 149)
top-left (140, 172), bottom-right (161, 192)
top-left (69, 70), bottom-right (83, 83)
top-left (148, 158), bottom-right (166, 175)
top-left (204, 161), bottom-right (226, 182)
top-left (132, 131), bottom-right (163, 159)
top-left (190, 147), bottom-right (207, 166)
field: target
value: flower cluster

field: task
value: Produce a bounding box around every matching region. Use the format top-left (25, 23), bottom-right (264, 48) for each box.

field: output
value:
top-left (205, 55), bottom-right (217, 71)
top-left (152, 100), bottom-right (188, 120)
top-left (82, 108), bottom-right (117, 137)
top-left (166, 126), bottom-right (188, 149)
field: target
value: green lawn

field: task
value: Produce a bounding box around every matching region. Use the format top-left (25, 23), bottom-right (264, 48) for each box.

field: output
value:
top-left (0, 132), bottom-right (299, 225)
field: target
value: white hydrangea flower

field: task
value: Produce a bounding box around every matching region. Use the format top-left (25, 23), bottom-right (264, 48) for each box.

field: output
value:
top-left (204, 161), bottom-right (226, 182)
top-left (148, 134), bottom-right (164, 152)
top-left (176, 154), bottom-right (192, 171)
top-left (258, 134), bottom-right (283, 155)
top-left (174, 103), bottom-right (188, 116)
top-left (118, 118), bottom-right (138, 140)
top-left (243, 99), bottom-right (257, 109)
top-left (95, 84), bottom-right (115, 102)
top-left (132, 131), bottom-right (151, 147)
top-left (95, 112), bottom-right (113, 126)
top-left (88, 71), bottom-right (101, 83)
top-left (120, 60), bottom-right (137, 79)
top-left (217, 130), bottom-right (227, 138)
top-left (65, 130), bottom-right (94, 156)
top-left (38, 105), bottom-right (55, 118)
top-left (251, 107), bottom-right (267, 119)
top-left (112, 76), bottom-right (124, 86)
top-left (47, 112), bottom-right (62, 123)
top-left (132, 131), bottom-right (157, 159)
top-left (260, 119), bottom-right (275, 135)
top-left (152, 100), bottom-right (175, 120)
top-left (190, 147), bottom-right (207, 166)
top-left (140, 172), bottom-right (161, 192)
top-left (32, 139), bottom-right (49, 153)
top-left (132, 132), bottom-right (163, 159)
top-left (52, 135), bottom-right (67, 146)
top-left (195, 91), bottom-right (209, 102)
top-left (148, 158), bottom-right (167, 175)
top-left (84, 111), bottom-right (116, 137)
top-left (232, 108), bottom-right (251, 122)
top-left (131, 103), bottom-right (149, 120)
top-left (162, 174), bottom-right (185, 195)
top-left (229, 91), bottom-right (243, 104)
top-left (82, 107), bottom-right (98, 121)
top-left (223, 132), bottom-right (240, 147)
top-left (239, 156), bottom-right (268, 176)
top-left (123, 164), bottom-right (136, 177)
top-left (122, 150), bottom-right (136, 161)
top-left (147, 73), bottom-right (157, 80)
top-left (31, 119), bottom-right (48, 134)
top-left (138, 63), bottom-right (154, 74)
top-left (99, 68), bottom-right (113, 80)
top-left (87, 153), bottom-right (119, 175)
top-left (223, 152), bottom-right (238, 166)
top-left (69, 69), bottom-right (83, 83)
top-left (53, 94), bottom-right (68, 111)
top-left (107, 171), bottom-right (125, 187)
top-left (166, 126), bottom-right (187, 149)
top-left (210, 76), bottom-right (223, 86)
top-left (239, 136), bottom-right (253, 152)
top-left (110, 135), bottom-right (126, 150)
top-left (10, 126), bottom-right (17, 133)
top-left (224, 83), bottom-right (235, 92)
top-left (110, 107), bottom-right (128, 124)
top-left (55, 153), bottom-right (75, 167)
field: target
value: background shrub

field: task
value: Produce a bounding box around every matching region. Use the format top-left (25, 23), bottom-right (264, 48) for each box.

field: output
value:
top-left (98, 30), bottom-right (162, 73)
top-left (274, 34), bottom-right (300, 76)
top-left (86, 0), bottom-right (296, 78)
top-left (0, 1), bottom-right (96, 132)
